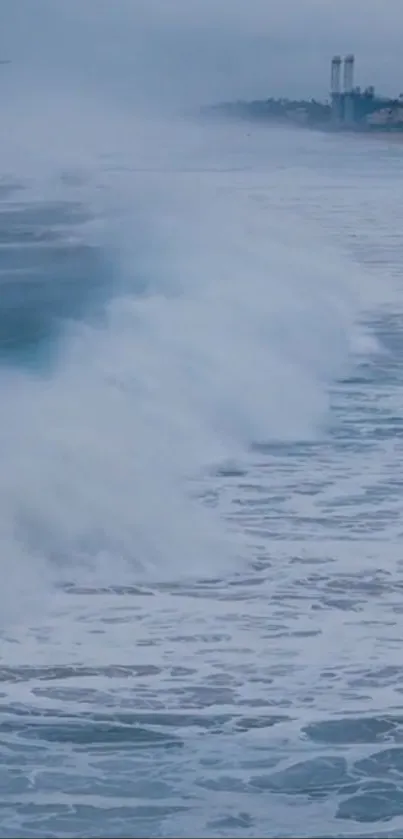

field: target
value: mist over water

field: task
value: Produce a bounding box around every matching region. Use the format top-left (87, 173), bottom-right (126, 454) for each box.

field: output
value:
top-left (0, 111), bottom-right (364, 603)
top-left (1, 4), bottom-right (403, 838)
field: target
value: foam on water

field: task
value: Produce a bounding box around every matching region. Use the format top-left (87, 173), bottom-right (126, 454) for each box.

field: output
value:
top-left (2, 5), bottom-right (403, 837)
top-left (0, 111), bottom-right (369, 621)
top-left (0, 119), bottom-right (402, 836)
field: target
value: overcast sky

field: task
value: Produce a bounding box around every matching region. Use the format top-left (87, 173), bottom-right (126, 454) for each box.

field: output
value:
top-left (2, 0), bottom-right (403, 110)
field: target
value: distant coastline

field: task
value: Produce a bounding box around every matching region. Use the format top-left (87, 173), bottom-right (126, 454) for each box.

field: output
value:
top-left (203, 55), bottom-right (403, 139)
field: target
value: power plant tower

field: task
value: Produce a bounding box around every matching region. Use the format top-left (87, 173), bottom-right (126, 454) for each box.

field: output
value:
top-left (343, 54), bottom-right (355, 124)
top-left (343, 54), bottom-right (355, 93)
top-left (330, 55), bottom-right (342, 122)
top-left (331, 55), bottom-right (342, 95)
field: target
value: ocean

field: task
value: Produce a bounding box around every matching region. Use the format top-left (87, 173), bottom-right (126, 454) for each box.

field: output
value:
top-left (0, 112), bottom-right (403, 837)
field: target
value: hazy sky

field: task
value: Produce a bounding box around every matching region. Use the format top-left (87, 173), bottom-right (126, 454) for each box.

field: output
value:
top-left (2, 0), bottom-right (403, 109)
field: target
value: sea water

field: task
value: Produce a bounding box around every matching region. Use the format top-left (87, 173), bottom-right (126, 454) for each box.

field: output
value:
top-left (0, 103), bottom-right (403, 837)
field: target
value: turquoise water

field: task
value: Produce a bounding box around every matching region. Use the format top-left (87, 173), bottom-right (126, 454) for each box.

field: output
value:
top-left (1, 119), bottom-right (403, 837)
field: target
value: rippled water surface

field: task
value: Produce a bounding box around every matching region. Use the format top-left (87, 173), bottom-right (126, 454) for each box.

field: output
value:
top-left (1, 121), bottom-right (403, 837)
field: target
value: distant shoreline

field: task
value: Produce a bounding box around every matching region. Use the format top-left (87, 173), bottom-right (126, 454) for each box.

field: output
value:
top-left (315, 125), bottom-right (403, 145)
top-left (202, 100), bottom-right (403, 149)
top-left (349, 130), bottom-right (403, 143)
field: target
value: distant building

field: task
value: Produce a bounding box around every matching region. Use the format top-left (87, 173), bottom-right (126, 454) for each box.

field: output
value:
top-left (330, 55), bottom-right (403, 129)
